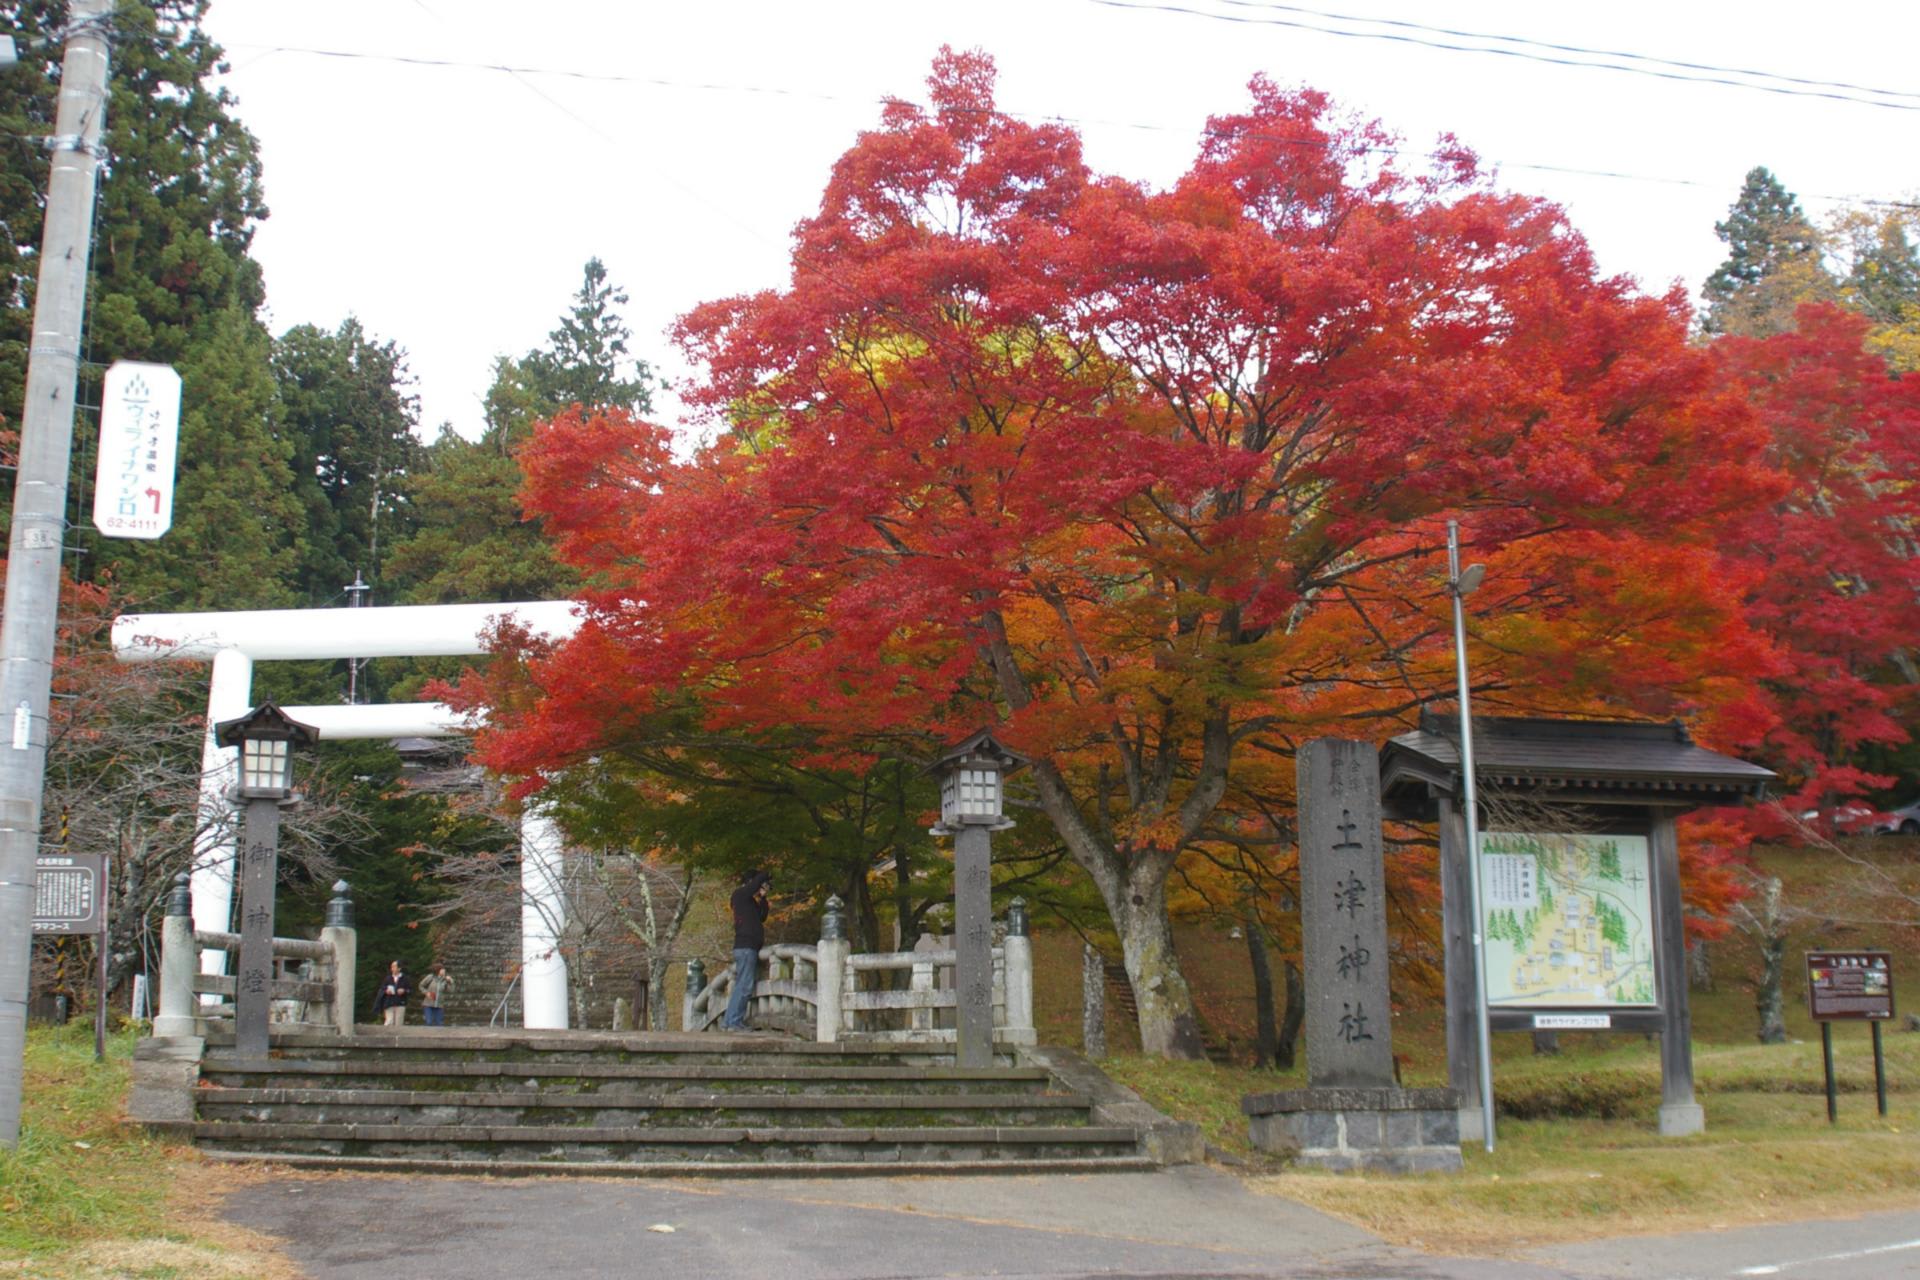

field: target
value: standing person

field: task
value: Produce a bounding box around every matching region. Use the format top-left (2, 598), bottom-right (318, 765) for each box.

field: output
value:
top-left (372, 959), bottom-right (412, 1028)
top-left (721, 870), bottom-right (770, 1031)
top-left (420, 962), bottom-right (454, 1027)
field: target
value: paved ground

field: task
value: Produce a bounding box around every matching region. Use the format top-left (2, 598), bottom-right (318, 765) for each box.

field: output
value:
top-left (222, 1165), bottom-right (1920, 1280)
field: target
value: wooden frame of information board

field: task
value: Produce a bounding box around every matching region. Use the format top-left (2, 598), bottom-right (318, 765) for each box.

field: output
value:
top-left (1380, 715), bottom-right (1775, 1141)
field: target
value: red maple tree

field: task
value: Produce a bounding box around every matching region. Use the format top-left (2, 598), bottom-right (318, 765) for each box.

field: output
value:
top-left (1711, 303), bottom-right (1920, 827)
top-left (470, 52), bottom-right (1789, 1056)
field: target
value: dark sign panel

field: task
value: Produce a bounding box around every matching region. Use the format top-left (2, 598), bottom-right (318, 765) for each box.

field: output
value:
top-left (1806, 950), bottom-right (1894, 1021)
top-left (33, 854), bottom-right (105, 934)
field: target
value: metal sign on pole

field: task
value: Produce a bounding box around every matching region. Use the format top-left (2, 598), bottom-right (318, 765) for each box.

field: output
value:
top-left (31, 854), bottom-right (105, 936)
top-left (1806, 950), bottom-right (1894, 1123)
top-left (92, 362), bottom-right (182, 540)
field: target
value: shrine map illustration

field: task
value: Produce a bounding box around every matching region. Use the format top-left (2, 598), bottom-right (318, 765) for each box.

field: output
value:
top-left (1478, 831), bottom-right (1657, 1007)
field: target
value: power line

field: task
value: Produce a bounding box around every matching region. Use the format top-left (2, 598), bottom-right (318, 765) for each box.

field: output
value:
top-left (1209, 0), bottom-right (1920, 103)
top-left (1088, 0), bottom-right (1920, 113)
top-left (206, 43), bottom-right (1920, 212)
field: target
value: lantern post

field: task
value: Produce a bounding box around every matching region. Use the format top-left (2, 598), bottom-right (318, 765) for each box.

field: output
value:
top-left (928, 731), bottom-right (1026, 1069)
top-left (213, 703), bottom-right (317, 1058)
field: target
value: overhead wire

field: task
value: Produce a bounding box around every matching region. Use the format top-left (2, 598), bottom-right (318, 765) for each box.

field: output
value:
top-left (207, 42), bottom-right (1920, 212)
top-left (1209, 0), bottom-right (1920, 103)
top-left (1089, 0), bottom-right (1920, 113)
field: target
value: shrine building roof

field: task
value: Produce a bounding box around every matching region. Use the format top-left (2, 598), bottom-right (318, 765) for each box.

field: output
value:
top-left (1379, 712), bottom-right (1774, 821)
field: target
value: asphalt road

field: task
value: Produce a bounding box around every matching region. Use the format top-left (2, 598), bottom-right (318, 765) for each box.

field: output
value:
top-left (222, 1165), bottom-right (1920, 1280)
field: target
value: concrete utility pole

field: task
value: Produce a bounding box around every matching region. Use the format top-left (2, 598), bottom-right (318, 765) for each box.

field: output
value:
top-left (0, 0), bottom-right (114, 1147)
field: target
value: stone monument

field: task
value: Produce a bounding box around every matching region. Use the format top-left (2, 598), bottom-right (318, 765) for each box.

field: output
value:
top-left (1242, 737), bottom-right (1462, 1173)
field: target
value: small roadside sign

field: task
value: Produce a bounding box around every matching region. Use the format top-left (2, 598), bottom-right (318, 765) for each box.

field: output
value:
top-left (1805, 949), bottom-right (1895, 1124)
top-left (1806, 950), bottom-right (1894, 1021)
top-left (32, 853), bottom-right (105, 934)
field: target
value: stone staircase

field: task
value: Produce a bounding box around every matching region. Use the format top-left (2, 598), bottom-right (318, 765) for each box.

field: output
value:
top-left (154, 1029), bottom-right (1187, 1176)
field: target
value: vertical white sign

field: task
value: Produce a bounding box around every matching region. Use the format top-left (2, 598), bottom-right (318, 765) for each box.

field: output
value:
top-left (92, 361), bottom-right (181, 540)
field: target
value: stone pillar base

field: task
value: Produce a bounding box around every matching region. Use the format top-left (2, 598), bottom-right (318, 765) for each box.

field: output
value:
top-left (1658, 1102), bottom-right (1705, 1136)
top-left (128, 1035), bottom-right (205, 1131)
top-left (1244, 1085), bottom-right (1464, 1174)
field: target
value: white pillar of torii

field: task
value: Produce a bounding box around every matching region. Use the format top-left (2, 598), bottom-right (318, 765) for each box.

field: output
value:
top-left (112, 601), bottom-right (581, 1029)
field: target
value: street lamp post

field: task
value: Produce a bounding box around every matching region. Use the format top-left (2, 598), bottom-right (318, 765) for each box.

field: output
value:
top-left (928, 730), bottom-right (1026, 1069)
top-left (1447, 520), bottom-right (1496, 1153)
top-left (213, 703), bottom-right (317, 1058)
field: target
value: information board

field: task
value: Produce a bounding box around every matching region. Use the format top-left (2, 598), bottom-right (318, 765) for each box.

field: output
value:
top-left (32, 853), bottom-right (105, 934)
top-left (1479, 831), bottom-right (1657, 1007)
top-left (1806, 950), bottom-right (1894, 1021)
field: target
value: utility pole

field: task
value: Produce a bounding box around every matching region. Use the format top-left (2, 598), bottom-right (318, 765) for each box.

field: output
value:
top-left (0, 0), bottom-right (115, 1147)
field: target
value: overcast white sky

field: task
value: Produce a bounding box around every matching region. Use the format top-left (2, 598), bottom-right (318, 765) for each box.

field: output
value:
top-left (198, 1), bottom-right (1920, 442)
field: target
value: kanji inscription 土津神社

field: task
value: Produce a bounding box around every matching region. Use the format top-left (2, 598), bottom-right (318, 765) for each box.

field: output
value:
top-left (1241, 736), bottom-right (1463, 1173)
top-left (1297, 738), bottom-right (1397, 1088)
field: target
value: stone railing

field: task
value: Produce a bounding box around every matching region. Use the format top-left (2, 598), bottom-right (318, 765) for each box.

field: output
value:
top-left (151, 873), bottom-right (358, 1039)
top-left (683, 896), bottom-right (1035, 1046)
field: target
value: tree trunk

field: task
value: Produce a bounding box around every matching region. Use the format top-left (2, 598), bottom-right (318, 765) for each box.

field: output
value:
top-left (1753, 877), bottom-right (1788, 1044)
top-left (1111, 866), bottom-right (1205, 1059)
top-left (1689, 938), bottom-right (1714, 993)
top-left (646, 949), bottom-right (674, 1030)
top-left (892, 844), bottom-right (913, 951)
top-left (981, 618), bottom-right (1217, 1062)
top-left (847, 864), bottom-right (880, 954)
top-left (1244, 912), bottom-right (1278, 1069)
top-left (1277, 960), bottom-right (1304, 1070)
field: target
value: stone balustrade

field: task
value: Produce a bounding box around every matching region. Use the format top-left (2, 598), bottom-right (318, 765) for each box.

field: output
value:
top-left (682, 895), bottom-right (1036, 1045)
top-left (152, 873), bottom-right (357, 1039)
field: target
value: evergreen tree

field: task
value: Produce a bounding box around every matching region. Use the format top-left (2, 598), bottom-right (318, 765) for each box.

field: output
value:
top-left (524, 257), bottom-right (654, 417)
top-left (1701, 167), bottom-right (1835, 337)
top-left (273, 317), bottom-right (423, 605)
top-left (388, 259), bottom-right (653, 605)
top-left (1846, 216), bottom-right (1920, 325)
top-left (1, 0), bottom-right (299, 608)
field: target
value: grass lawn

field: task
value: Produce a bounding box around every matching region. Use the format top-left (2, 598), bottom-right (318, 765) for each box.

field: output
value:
top-left (1102, 981), bottom-right (1920, 1253)
top-left (0, 1023), bottom-right (291, 1280)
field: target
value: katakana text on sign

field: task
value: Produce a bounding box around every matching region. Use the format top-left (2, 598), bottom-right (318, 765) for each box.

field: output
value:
top-left (92, 361), bottom-right (180, 540)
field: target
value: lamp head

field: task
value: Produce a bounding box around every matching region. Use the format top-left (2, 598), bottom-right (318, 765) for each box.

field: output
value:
top-left (213, 702), bottom-right (319, 799)
top-left (928, 729), bottom-right (1028, 833)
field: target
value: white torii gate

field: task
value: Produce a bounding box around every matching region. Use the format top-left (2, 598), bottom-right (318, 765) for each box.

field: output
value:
top-left (112, 601), bottom-right (581, 1028)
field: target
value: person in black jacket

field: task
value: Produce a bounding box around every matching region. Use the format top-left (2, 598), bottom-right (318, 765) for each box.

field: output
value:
top-left (721, 870), bottom-right (770, 1031)
top-left (372, 959), bottom-right (412, 1028)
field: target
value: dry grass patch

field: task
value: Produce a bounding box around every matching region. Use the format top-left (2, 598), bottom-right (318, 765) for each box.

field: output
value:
top-left (1252, 1091), bottom-right (1920, 1255)
top-left (0, 1025), bottom-right (294, 1280)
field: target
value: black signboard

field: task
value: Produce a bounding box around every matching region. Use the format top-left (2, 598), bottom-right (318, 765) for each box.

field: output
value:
top-left (32, 853), bottom-right (105, 935)
top-left (1806, 950), bottom-right (1894, 1021)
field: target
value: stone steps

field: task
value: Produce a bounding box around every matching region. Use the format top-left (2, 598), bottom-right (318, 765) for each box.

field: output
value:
top-left (163, 1031), bottom-right (1177, 1173)
top-left (202, 1029), bottom-right (1004, 1069)
top-left (190, 1121), bottom-right (1143, 1164)
top-left (198, 1058), bottom-right (1057, 1096)
top-left (199, 1150), bottom-right (1163, 1178)
top-left (195, 1088), bottom-right (1091, 1128)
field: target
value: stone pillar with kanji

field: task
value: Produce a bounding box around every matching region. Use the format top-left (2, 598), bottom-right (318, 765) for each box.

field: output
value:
top-left (1299, 743), bottom-right (1395, 1089)
top-left (1242, 737), bottom-right (1462, 1173)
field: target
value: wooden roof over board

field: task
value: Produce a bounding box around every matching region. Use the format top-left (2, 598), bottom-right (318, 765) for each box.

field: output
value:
top-left (1379, 712), bottom-right (1775, 821)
